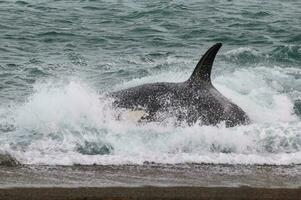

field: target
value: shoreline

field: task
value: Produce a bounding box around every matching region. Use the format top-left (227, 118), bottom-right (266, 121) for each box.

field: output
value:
top-left (1, 164), bottom-right (300, 199)
top-left (1, 186), bottom-right (301, 200)
top-left (1, 164), bottom-right (300, 188)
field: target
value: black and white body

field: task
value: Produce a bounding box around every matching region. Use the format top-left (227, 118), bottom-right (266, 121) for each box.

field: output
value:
top-left (110, 43), bottom-right (250, 127)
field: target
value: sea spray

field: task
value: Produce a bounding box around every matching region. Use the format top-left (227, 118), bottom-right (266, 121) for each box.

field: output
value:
top-left (0, 63), bottom-right (300, 166)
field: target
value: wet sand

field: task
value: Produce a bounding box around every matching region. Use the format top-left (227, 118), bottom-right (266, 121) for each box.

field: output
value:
top-left (1, 186), bottom-right (301, 200)
top-left (0, 164), bottom-right (300, 199)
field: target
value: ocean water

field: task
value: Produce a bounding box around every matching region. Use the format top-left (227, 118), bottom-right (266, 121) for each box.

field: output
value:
top-left (0, 0), bottom-right (301, 166)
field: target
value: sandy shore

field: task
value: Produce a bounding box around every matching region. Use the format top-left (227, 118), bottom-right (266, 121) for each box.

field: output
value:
top-left (0, 186), bottom-right (301, 200)
top-left (1, 164), bottom-right (301, 188)
top-left (0, 164), bottom-right (300, 199)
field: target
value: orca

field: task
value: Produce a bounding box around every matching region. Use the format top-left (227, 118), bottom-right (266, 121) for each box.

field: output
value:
top-left (110, 43), bottom-right (250, 127)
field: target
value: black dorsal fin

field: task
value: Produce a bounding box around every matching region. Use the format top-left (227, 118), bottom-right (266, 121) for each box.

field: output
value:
top-left (188, 43), bottom-right (222, 83)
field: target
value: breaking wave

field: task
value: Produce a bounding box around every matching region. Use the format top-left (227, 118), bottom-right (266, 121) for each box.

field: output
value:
top-left (0, 63), bottom-right (300, 166)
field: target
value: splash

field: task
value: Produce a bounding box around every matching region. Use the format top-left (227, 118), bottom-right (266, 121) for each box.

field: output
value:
top-left (0, 64), bottom-right (300, 166)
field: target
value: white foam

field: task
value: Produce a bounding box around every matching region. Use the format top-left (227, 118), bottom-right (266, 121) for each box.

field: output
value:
top-left (0, 65), bottom-right (300, 166)
top-left (224, 47), bottom-right (261, 57)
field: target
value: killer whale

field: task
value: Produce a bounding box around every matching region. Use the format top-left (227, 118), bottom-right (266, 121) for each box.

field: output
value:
top-left (110, 43), bottom-right (250, 127)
